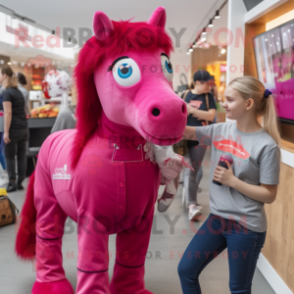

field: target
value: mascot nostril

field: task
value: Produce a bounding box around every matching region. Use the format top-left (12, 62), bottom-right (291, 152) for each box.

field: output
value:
top-left (152, 108), bottom-right (160, 117)
top-left (182, 104), bottom-right (186, 114)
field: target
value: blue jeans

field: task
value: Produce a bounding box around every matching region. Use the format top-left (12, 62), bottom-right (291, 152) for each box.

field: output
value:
top-left (178, 214), bottom-right (266, 294)
top-left (0, 132), bottom-right (6, 170)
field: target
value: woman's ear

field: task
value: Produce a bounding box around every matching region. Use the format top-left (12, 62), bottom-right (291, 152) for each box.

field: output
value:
top-left (246, 98), bottom-right (255, 110)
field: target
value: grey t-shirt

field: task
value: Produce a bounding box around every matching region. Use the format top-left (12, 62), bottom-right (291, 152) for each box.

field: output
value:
top-left (51, 107), bottom-right (76, 133)
top-left (195, 121), bottom-right (280, 232)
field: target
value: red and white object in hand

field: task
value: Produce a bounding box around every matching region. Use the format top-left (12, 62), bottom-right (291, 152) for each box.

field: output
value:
top-left (144, 143), bottom-right (193, 212)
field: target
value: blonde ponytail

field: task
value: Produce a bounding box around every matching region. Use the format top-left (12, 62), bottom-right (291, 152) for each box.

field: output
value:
top-left (263, 95), bottom-right (281, 146)
top-left (5, 74), bottom-right (18, 89)
top-left (229, 76), bottom-right (281, 146)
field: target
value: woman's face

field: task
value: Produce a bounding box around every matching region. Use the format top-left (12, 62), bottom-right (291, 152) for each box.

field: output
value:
top-left (222, 86), bottom-right (251, 120)
top-left (194, 81), bottom-right (210, 94)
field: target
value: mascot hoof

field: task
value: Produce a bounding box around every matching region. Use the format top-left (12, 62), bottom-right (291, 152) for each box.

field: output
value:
top-left (32, 279), bottom-right (74, 294)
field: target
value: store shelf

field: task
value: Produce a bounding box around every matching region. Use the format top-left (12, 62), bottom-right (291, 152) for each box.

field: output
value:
top-left (28, 117), bottom-right (57, 129)
top-left (281, 139), bottom-right (294, 154)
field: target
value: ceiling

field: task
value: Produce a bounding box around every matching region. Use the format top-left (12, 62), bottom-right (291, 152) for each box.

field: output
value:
top-left (0, 0), bottom-right (228, 53)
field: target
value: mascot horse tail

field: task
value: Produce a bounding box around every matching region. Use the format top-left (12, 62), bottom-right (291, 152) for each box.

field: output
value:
top-left (15, 171), bottom-right (36, 259)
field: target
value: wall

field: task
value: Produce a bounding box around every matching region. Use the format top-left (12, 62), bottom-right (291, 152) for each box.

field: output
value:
top-left (226, 0), bottom-right (247, 83)
top-left (263, 162), bottom-right (294, 291)
top-left (170, 49), bottom-right (192, 92)
top-left (242, 1), bottom-right (294, 293)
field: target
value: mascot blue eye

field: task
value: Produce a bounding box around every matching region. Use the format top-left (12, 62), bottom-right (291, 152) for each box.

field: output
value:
top-left (118, 64), bottom-right (133, 79)
top-left (165, 60), bottom-right (173, 74)
top-left (112, 58), bottom-right (141, 87)
top-left (161, 53), bottom-right (173, 82)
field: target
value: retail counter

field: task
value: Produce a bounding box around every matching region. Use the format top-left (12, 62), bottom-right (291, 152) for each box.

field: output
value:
top-left (28, 117), bottom-right (56, 148)
top-left (26, 117), bottom-right (56, 176)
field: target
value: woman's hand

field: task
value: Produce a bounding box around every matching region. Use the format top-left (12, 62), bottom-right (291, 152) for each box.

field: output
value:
top-left (191, 108), bottom-right (199, 119)
top-left (186, 104), bottom-right (195, 116)
top-left (3, 132), bottom-right (10, 144)
top-left (213, 161), bottom-right (235, 187)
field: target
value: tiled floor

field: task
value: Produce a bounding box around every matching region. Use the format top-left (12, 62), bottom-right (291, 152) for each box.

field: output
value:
top-left (0, 150), bottom-right (275, 293)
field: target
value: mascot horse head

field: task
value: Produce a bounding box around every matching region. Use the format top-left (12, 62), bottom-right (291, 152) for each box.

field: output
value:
top-left (72, 7), bottom-right (187, 168)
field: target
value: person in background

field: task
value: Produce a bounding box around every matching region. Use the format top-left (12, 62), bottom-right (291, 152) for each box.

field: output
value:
top-left (209, 75), bottom-right (218, 123)
top-left (17, 72), bottom-right (30, 116)
top-left (183, 70), bottom-right (216, 221)
top-left (51, 104), bottom-right (76, 133)
top-left (0, 65), bottom-right (28, 192)
top-left (209, 75), bottom-right (218, 101)
top-left (0, 83), bottom-right (9, 185)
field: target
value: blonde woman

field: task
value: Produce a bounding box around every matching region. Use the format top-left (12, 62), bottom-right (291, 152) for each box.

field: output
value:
top-left (178, 76), bottom-right (281, 294)
top-left (0, 65), bottom-right (28, 192)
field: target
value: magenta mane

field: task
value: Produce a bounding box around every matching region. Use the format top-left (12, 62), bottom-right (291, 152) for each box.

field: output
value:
top-left (72, 20), bottom-right (174, 168)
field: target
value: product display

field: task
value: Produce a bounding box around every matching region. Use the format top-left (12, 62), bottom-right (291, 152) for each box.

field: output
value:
top-left (30, 104), bottom-right (59, 118)
top-left (15, 7), bottom-right (187, 294)
top-left (253, 19), bottom-right (294, 123)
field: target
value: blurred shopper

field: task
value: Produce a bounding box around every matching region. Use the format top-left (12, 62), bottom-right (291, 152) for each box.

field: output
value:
top-left (0, 65), bottom-right (28, 192)
top-left (183, 70), bottom-right (216, 221)
top-left (17, 72), bottom-right (29, 116)
top-left (0, 83), bottom-right (8, 185)
top-left (209, 75), bottom-right (219, 101)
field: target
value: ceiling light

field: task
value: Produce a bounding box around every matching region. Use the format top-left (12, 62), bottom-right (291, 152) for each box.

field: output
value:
top-left (215, 10), bottom-right (220, 19)
top-left (201, 36), bottom-right (207, 42)
top-left (188, 48), bottom-right (193, 53)
top-left (208, 19), bottom-right (213, 28)
top-left (186, 51), bottom-right (191, 55)
top-left (202, 29), bottom-right (206, 35)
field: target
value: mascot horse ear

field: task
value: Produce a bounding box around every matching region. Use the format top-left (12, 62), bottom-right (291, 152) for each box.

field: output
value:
top-left (93, 11), bottom-right (114, 41)
top-left (147, 6), bottom-right (166, 28)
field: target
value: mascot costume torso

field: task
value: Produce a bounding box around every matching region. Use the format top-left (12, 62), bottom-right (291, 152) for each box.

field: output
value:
top-left (16, 7), bottom-right (187, 294)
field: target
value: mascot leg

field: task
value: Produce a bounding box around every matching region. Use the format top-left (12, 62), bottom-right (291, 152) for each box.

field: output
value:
top-left (76, 209), bottom-right (110, 294)
top-left (32, 163), bottom-right (73, 294)
top-left (110, 208), bottom-right (155, 294)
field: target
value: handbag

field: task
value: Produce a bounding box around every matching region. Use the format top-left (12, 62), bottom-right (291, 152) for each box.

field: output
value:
top-left (0, 188), bottom-right (19, 228)
top-left (173, 90), bottom-right (190, 156)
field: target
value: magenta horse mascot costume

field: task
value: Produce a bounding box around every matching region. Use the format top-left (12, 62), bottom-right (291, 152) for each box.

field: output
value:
top-left (15, 7), bottom-right (187, 294)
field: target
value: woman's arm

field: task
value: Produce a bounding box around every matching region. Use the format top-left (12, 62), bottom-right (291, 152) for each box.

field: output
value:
top-left (231, 180), bottom-right (277, 204)
top-left (3, 101), bottom-right (12, 143)
top-left (183, 126), bottom-right (197, 141)
top-left (191, 108), bottom-right (216, 121)
top-left (213, 161), bottom-right (278, 204)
